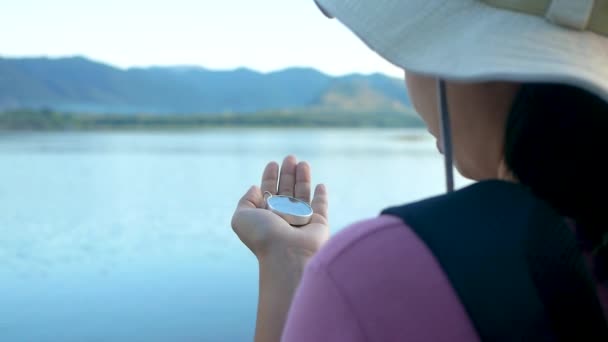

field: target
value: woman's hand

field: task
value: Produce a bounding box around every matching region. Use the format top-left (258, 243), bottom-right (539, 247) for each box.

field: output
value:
top-left (231, 155), bottom-right (330, 342)
top-left (231, 155), bottom-right (330, 262)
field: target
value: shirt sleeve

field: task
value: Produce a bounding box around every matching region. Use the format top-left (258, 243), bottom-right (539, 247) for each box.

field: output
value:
top-left (281, 258), bottom-right (367, 342)
top-left (281, 215), bottom-right (481, 342)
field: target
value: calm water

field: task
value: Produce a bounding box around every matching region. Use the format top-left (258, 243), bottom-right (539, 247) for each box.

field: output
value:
top-left (0, 129), bottom-right (469, 341)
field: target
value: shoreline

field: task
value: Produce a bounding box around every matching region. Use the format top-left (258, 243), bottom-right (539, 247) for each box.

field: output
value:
top-left (0, 110), bottom-right (425, 132)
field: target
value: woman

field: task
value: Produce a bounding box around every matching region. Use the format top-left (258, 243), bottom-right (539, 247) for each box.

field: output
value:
top-left (232, 0), bottom-right (608, 340)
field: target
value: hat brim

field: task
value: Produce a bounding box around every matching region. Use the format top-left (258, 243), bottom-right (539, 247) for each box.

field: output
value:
top-left (316, 0), bottom-right (608, 102)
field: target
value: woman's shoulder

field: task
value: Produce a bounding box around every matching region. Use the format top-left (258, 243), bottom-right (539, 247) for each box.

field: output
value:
top-left (309, 215), bottom-right (407, 268)
top-left (309, 214), bottom-right (450, 287)
top-left (313, 181), bottom-right (527, 271)
top-left (301, 214), bottom-right (480, 341)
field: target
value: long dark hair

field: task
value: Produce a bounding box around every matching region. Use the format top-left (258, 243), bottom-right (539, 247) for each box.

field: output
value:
top-left (504, 83), bottom-right (608, 282)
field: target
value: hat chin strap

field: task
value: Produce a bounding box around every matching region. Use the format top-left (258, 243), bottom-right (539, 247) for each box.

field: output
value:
top-left (438, 80), bottom-right (455, 193)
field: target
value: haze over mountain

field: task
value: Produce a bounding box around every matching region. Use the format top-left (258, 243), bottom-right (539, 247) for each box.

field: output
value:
top-left (0, 56), bottom-right (412, 115)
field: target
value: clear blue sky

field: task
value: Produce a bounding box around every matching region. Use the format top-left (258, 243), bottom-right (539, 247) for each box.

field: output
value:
top-left (0, 0), bottom-right (402, 76)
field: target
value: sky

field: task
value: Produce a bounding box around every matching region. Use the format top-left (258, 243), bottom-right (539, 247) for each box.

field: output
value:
top-left (0, 0), bottom-right (402, 77)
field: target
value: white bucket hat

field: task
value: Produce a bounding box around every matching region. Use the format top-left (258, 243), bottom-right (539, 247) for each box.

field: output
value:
top-left (314, 0), bottom-right (608, 191)
top-left (314, 0), bottom-right (608, 103)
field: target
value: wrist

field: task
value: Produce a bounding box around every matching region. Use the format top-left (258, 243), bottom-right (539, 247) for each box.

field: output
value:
top-left (258, 247), bottom-right (313, 273)
top-left (258, 244), bottom-right (314, 271)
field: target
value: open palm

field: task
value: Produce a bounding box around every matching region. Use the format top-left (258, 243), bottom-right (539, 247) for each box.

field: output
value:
top-left (231, 156), bottom-right (329, 260)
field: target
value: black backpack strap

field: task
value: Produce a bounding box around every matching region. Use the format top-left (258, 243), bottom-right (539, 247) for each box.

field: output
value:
top-left (382, 180), bottom-right (608, 341)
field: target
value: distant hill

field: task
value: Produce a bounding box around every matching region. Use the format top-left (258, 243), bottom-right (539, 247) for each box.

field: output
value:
top-left (0, 56), bottom-right (413, 116)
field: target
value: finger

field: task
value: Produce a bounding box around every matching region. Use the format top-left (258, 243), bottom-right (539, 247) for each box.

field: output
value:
top-left (278, 155), bottom-right (297, 197)
top-left (294, 161), bottom-right (311, 203)
top-left (261, 161), bottom-right (279, 195)
top-left (237, 185), bottom-right (264, 210)
top-left (311, 184), bottom-right (328, 222)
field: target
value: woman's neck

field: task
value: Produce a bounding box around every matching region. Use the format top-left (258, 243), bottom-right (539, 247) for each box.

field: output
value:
top-left (497, 158), bottom-right (518, 182)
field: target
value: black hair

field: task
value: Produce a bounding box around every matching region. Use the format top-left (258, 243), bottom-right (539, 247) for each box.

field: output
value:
top-left (504, 83), bottom-right (608, 282)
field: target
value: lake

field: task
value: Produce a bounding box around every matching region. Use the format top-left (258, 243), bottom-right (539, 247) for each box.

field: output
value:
top-left (0, 129), bottom-right (469, 341)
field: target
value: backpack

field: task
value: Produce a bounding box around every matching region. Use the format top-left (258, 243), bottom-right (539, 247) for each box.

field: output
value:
top-left (382, 180), bottom-right (608, 341)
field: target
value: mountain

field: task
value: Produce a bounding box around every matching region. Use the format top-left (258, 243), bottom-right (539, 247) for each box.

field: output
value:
top-left (0, 56), bottom-right (412, 115)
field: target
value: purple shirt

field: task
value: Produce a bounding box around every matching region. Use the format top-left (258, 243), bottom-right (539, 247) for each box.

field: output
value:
top-left (282, 215), bottom-right (608, 341)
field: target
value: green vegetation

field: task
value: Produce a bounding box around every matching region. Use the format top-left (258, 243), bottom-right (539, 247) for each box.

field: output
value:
top-left (0, 109), bottom-right (424, 131)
